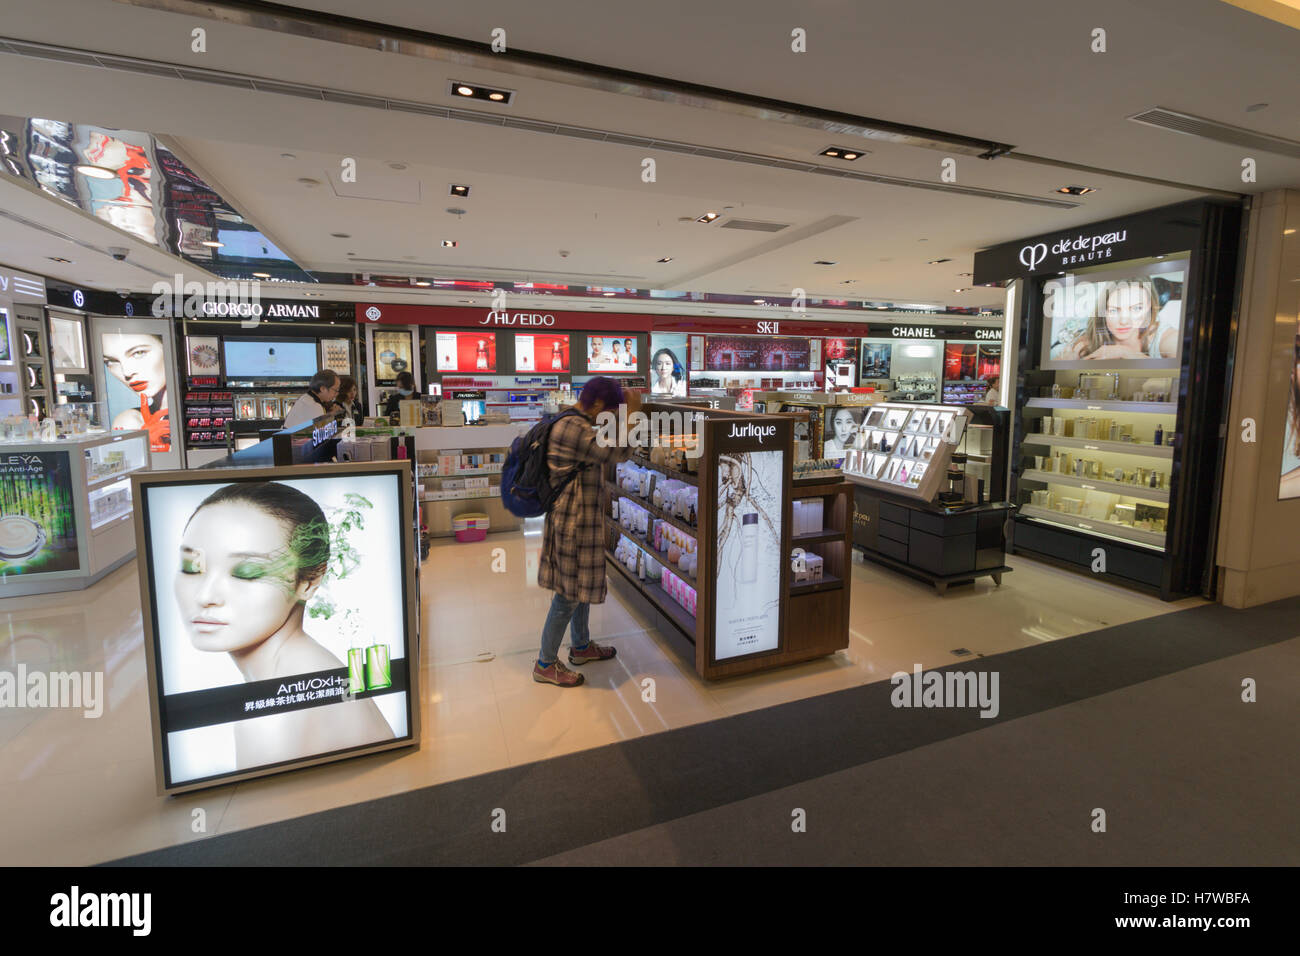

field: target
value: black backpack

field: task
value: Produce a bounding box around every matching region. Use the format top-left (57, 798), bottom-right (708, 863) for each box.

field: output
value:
top-left (500, 408), bottom-right (588, 517)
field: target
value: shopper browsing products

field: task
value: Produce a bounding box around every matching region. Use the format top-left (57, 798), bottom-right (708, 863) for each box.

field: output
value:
top-left (383, 371), bottom-right (416, 418)
top-left (284, 369), bottom-right (340, 428)
top-left (535, 377), bottom-right (642, 687)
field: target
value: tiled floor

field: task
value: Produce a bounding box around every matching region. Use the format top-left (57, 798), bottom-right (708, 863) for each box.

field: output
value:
top-left (0, 525), bottom-right (1201, 864)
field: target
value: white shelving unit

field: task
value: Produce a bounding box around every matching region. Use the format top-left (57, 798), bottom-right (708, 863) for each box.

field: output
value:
top-left (1025, 397), bottom-right (1177, 415)
top-left (1023, 433), bottom-right (1173, 459)
top-left (1019, 503), bottom-right (1166, 550)
top-left (1021, 469), bottom-right (1170, 503)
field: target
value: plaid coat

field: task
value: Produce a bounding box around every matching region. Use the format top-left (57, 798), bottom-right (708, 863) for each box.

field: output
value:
top-left (538, 409), bottom-right (627, 604)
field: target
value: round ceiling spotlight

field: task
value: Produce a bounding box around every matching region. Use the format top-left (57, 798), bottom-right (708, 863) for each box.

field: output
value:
top-left (456, 85), bottom-right (474, 96)
top-left (388, 161), bottom-right (408, 170)
top-left (252, 272), bottom-right (271, 278)
top-left (298, 177), bottom-right (322, 188)
top-left (330, 232), bottom-right (351, 238)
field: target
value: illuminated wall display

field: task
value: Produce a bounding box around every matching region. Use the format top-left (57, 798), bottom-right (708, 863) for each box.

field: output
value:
top-left (711, 420), bottom-right (788, 662)
top-left (514, 333), bottom-right (569, 372)
top-left (586, 335), bottom-right (638, 373)
top-left (0, 450), bottom-right (80, 576)
top-left (372, 330), bottom-right (415, 385)
top-left (649, 334), bottom-right (689, 396)
top-left (134, 463), bottom-right (420, 793)
top-left (434, 331), bottom-right (497, 373)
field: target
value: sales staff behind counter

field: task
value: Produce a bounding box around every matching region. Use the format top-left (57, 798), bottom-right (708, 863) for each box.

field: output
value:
top-left (383, 371), bottom-right (416, 418)
top-left (284, 370), bottom-right (341, 428)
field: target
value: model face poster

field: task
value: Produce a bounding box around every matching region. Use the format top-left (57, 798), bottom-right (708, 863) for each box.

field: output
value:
top-left (372, 330), bottom-right (413, 386)
top-left (101, 331), bottom-right (170, 453)
top-left (587, 335), bottom-right (638, 373)
top-left (823, 406), bottom-right (866, 459)
top-left (0, 308), bottom-right (10, 363)
top-left (1280, 314), bottom-right (1300, 500)
top-left (714, 446), bottom-right (783, 660)
top-left (1042, 259), bottom-right (1187, 368)
top-left (141, 473), bottom-right (413, 789)
top-left (0, 450), bottom-right (80, 576)
top-left (649, 334), bottom-right (688, 397)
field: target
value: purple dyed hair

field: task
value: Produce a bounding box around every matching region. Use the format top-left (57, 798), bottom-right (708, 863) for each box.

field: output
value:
top-left (579, 376), bottom-right (625, 410)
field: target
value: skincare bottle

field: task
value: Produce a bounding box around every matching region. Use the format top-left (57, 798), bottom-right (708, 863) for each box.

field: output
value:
top-left (366, 643), bottom-right (392, 691)
top-left (1154, 424), bottom-right (1164, 446)
top-left (348, 636), bottom-right (367, 696)
top-left (551, 341), bottom-right (562, 370)
top-left (741, 512), bottom-right (759, 583)
top-left (476, 340), bottom-right (489, 370)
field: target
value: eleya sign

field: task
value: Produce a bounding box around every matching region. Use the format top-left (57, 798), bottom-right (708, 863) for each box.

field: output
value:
top-left (1018, 228), bottom-right (1129, 272)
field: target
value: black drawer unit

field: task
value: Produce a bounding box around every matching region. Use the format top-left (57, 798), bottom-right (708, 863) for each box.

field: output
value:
top-left (851, 485), bottom-right (1012, 594)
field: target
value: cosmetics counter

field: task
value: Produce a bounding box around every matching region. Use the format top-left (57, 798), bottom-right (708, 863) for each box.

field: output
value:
top-left (974, 199), bottom-right (1244, 597)
top-left (840, 402), bottom-right (1012, 593)
top-left (412, 423), bottom-right (531, 537)
top-left (0, 429), bottom-right (150, 597)
top-left (605, 402), bottom-right (851, 680)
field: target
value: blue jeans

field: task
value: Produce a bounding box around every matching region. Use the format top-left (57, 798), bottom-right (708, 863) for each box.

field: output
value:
top-left (538, 593), bottom-right (590, 665)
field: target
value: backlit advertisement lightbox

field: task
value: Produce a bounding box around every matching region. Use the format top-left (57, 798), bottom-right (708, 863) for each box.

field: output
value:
top-left (435, 331), bottom-right (497, 373)
top-left (134, 463), bottom-right (420, 793)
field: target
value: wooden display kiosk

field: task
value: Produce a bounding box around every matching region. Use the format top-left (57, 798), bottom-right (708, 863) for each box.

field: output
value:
top-left (605, 403), bottom-right (850, 680)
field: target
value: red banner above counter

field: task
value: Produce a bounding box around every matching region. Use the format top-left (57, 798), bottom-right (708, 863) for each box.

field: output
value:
top-left (356, 303), bottom-right (1000, 339)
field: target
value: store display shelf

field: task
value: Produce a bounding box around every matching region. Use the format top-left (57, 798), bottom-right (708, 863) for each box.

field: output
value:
top-left (604, 481), bottom-right (697, 537)
top-left (790, 573), bottom-right (842, 595)
top-left (1019, 503), bottom-right (1166, 550)
top-left (421, 491), bottom-right (500, 503)
top-left (1021, 468), bottom-right (1170, 502)
top-left (1022, 433), bottom-right (1174, 459)
top-left (90, 506), bottom-right (133, 532)
top-left (629, 451), bottom-right (699, 487)
top-left (1025, 397), bottom-right (1176, 414)
top-left (607, 556), bottom-right (696, 640)
top-left (792, 529), bottom-right (845, 546)
top-left (425, 467), bottom-right (502, 477)
top-left (605, 517), bottom-right (696, 584)
top-left (86, 464), bottom-right (148, 489)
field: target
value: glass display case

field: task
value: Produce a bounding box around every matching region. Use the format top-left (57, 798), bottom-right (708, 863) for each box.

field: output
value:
top-left (0, 429), bottom-right (149, 596)
top-left (840, 401), bottom-right (970, 502)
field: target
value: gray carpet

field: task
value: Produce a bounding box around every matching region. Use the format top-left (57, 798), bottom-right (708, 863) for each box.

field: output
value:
top-left (107, 596), bottom-right (1300, 866)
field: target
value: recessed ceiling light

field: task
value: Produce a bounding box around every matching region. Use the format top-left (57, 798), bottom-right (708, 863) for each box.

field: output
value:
top-left (839, 279), bottom-right (857, 284)
top-left (696, 211), bottom-right (720, 223)
top-left (813, 260), bottom-right (837, 265)
top-left (449, 81), bottom-right (514, 104)
top-left (201, 240), bottom-right (224, 248)
top-left (1285, 228), bottom-right (1297, 236)
top-left (330, 232), bottom-right (351, 238)
top-left (298, 177), bottom-right (322, 187)
top-left (414, 281), bottom-right (431, 287)
top-left (280, 152), bottom-right (297, 159)
top-left (47, 256), bottom-right (72, 263)
top-left (926, 258), bottom-right (952, 265)
top-left (1247, 102), bottom-right (1269, 112)
top-left (819, 146), bottom-right (863, 161)
top-left (388, 161), bottom-right (408, 170)
top-left (74, 164), bottom-right (115, 180)
top-left (753, 299), bottom-right (765, 304)
top-left (602, 291), bottom-right (616, 296)
top-left (957, 272), bottom-right (973, 277)
top-left (252, 272), bottom-right (271, 278)
top-left (953, 288), bottom-right (967, 293)
top-left (449, 184), bottom-right (470, 197)
top-left (1055, 185), bottom-right (1096, 196)
top-left (442, 240), bottom-right (458, 248)
top-left (656, 256), bottom-right (673, 263)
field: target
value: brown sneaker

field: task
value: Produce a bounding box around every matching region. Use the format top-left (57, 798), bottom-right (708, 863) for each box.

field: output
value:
top-left (533, 659), bottom-right (585, 687)
top-left (568, 640), bottom-right (617, 666)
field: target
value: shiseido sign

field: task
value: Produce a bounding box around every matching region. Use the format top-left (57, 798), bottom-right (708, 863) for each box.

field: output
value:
top-left (1018, 228), bottom-right (1128, 272)
top-left (478, 311), bottom-right (555, 327)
